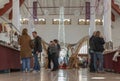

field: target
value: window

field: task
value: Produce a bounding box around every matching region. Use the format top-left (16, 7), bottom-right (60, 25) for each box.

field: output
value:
top-left (53, 19), bottom-right (71, 25)
top-left (52, 19), bottom-right (59, 25)
top-left (20, 18), bottom-right (46, 25)
top-left (64, 19), bottom-right (71, 25)
top-left (78, 19), bottom-right (90, 25)
top-left (20, 18), bottom-right (29, 24)
top-left (95, 19), bottom-right (103, 25)
top-left (78, 19), bottom-right (85, 25)
top-left (85, 19), bottom-right (90, 25)
top-left (78, 19), bottom-right (103, 25)
top-left (34, 18), bottom-right (46, 25)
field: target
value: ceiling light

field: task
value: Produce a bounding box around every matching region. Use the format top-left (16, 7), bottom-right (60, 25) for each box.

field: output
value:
top-left (79, 19), bottom-right (85, 22)
top-left (86, 20), bottom-right (90, 22)
top-left (20, 19), bottom-right (22, 21)
top-left (23, 18), bottom-right (26, 21)
top-left (95, 19), bottom-right (101, 22)
top-left (34, 19), bottom-right (38, 21)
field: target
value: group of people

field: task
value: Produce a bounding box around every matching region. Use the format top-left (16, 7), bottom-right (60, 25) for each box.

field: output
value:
top-left (18, 28), bottom-right (61, 72)
top-left (47, 40), bottom-right (61, 71)
top-left (18, 28), bottom-right (42, 73)
top-left (18, 28), bottom-right (105, 73)
top-left (89, 31), bottom-right (105, 73)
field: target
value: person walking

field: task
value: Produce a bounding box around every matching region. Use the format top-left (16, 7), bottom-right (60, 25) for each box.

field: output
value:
top-left (18, 28), bottom-right (32, 72)
top-left (32, 31), bottom-right (42, 72)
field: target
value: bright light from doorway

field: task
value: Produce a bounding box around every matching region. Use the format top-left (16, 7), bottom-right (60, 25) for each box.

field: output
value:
top-left (91, 77), bottom-right (106, 80)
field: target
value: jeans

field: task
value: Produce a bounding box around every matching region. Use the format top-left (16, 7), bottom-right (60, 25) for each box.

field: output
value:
top-left (51, 53), bottom-right (59, 70)
top-left (89, 50), bottom-right (95, 72)
top-left (94, 52), bottom-right (104, 72)
top-left (33, 54), bottom-right (40, 71)
top-left (22, 58), bottom-right (30, 72)
top-left (48, 54), bottom-right (52, 69)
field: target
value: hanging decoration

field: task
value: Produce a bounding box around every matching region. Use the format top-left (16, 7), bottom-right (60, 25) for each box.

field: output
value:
top-left (85, 2), bottom-right (90, 19)
top-left (33, 1), bottom-right (37, 19)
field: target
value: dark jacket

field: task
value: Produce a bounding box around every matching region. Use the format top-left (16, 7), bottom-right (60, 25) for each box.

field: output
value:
top-left (49, 45), bottom-right (58, 56)
top-left (47, 46), bottom-right (50, 55)
top-left (47, 46), bottom-right (52, 55)
top-left (89, 36), bottom-right (96, 51)
top-left (93, 37), bottom-right (105, 52)
top-left (56, 44), bottom-right (61, 57)
top-left (33, 36), bottom-right (42, 53)
top-left (57, 44), bottom-right (61, 51)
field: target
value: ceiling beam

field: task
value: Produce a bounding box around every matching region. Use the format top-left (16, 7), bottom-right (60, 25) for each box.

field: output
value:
top-left (0, 0), bottom-right (12, 16)
top-left (27, 6), bottom-right (96, 9)
top-left (67, 0), bottom-right (70, 14)
top-left (53, 0), bottom-right (56, 14)
top-left (23, 2), bottom-right (33, 17)
top-left (37, 0), bottom-right (44, 15)
top-left (37, 13), bottom-right (86, 16)
top-left (9, 0), bottom-right (25, 20)
top-left (112, 0), bottom-right (120, 15)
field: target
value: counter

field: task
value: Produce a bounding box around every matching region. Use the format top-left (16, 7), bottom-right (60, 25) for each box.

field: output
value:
top-left (104, 50), bottom-right (120, 73)
top-left (0, 43), bottom-right (21, 71)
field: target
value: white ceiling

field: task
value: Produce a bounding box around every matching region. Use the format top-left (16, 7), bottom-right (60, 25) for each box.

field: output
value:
top-left (20, 0), bottom-right (104, 18)
top-left (1, 0), bottom-right (120, 20)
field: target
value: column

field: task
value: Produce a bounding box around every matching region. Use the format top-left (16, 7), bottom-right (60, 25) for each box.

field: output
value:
top-left (28, 0), bottom-right (35, 37)
top-left (89, 0), bottom-right (96, 37)
top-left (12, 0), bottom-right (21, 31)
top-left (58, 7), bottom-right (65, 48)
top-left (103, 0), bottom-right (113, 49)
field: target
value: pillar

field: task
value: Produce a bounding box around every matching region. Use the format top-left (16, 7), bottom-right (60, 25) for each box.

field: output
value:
top-left (28, 0), bottom-right (35, 37)
top-left (12, 0), bottom-right (21, 31)
top-left (103, 0), bottom-right (113, 49)
top-left (58, 7), bottom-right (65, 48)
top-left (89, 0), bottom-right (96, 37)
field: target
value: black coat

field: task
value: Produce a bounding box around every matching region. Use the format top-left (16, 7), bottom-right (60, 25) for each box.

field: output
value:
top-left (89, 36), bottom-right (96, 51)
top-left (93, 37), bottom-right (105, 52)
top-left (33, 36), bottom-right (42, 53)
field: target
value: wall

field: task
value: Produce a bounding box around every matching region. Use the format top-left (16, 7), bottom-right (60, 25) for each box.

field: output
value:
top-left (21, 15), bottom-right (120, 48)
top-left (112, 17), bottom-right (120, 47)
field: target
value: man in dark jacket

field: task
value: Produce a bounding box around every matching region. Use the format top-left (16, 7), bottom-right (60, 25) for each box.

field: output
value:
top-left (47, 41), bottom-right (53, 69)
top-left (49, 41), bottom-right (58, 71)
top-left (89, 32), bottom-right (96, 72)
top-left (32, 31), bottom-right (42, 72)
top-left (53, 39), bottom-right (61, 70)
top-left (93, 31), bottom-right (105, 73)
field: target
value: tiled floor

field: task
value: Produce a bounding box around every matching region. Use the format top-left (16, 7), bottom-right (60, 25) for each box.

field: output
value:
top-left (0, 68), bottom-right (120, 81)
